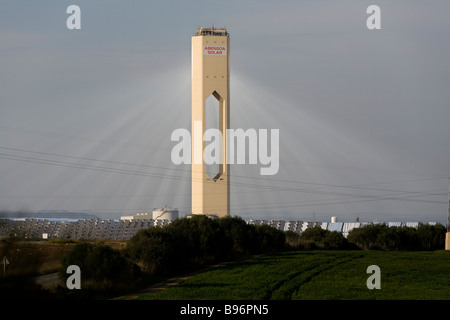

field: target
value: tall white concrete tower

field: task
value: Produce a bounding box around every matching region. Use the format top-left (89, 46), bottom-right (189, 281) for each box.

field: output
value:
top-left (191, 27), bottom-right (230, 218)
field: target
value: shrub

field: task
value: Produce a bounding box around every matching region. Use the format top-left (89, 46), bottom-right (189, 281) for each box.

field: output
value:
top-left (60, 242), bottom-right (140, 292)
top-left (167, 215), bottom-right (225, 263)
top-left (284, 230), bottom-right (302, 249)
top-left (347, 223), bottom-right (386, 250)
top-left (300, 226), bottom-right (328, 243)
top-left (323, 231), bottom-right (350, 249)
top-left (126, 227), bottom-right (177, 274)
top-left (416, 223), bottom-right (446, 250)
top-left (299, 227), bottom-right (350, 249)
top-left (216, 216), bottom-right (257, 257)
top-left (253, 224), bottom-right (286, 253)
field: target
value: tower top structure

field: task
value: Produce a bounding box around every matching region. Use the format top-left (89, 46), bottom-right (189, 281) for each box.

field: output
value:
top-left (195, 27), bottom-right (229, 37)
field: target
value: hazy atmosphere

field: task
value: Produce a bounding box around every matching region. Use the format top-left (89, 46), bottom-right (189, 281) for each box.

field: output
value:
top-left (1, 1), bottom-right (449, 223)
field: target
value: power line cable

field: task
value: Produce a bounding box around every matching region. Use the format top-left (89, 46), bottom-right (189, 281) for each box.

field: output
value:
top-left (0, 152), bottom-right (445, 208)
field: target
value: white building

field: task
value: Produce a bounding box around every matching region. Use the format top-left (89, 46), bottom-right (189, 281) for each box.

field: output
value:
top-left (152, 205), bottom-right (179, 221)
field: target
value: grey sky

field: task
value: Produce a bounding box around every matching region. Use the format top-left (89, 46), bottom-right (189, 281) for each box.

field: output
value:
top-left (1, 1), bottom-right (449, 223)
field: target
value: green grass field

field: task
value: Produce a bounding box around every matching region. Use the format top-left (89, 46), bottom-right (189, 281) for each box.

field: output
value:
top-left (138, 250), bottom-right (450, 300)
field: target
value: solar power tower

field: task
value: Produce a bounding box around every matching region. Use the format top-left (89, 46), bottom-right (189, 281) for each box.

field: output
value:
top-left (191, 27), bottom-right (230, 218)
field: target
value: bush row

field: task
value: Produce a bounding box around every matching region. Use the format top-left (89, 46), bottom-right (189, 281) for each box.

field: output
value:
top-left (346, 223), bottom-right (446, 250)
top-left (286, 223), bottom-right (446, 251)
top-left (125, 215), bottom-right (286, 275)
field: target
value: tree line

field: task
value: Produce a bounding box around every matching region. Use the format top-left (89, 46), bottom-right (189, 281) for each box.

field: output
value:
top-left (125, 215), bottom-right (286, 275)
top-left (286, 222), bottom-right (446, 251)
top-left (58, 216), bottom-right (446, 297)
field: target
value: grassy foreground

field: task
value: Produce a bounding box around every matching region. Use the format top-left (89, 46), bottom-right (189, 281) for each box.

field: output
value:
top-left (138, 250), bottom-right (449, 300)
